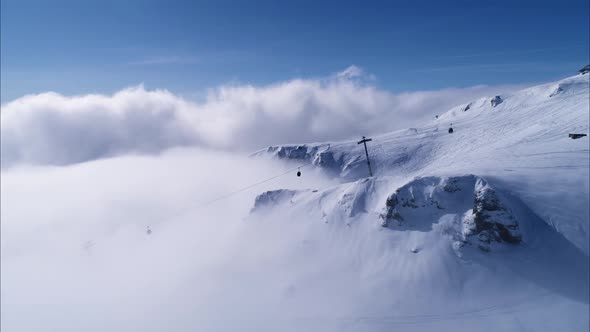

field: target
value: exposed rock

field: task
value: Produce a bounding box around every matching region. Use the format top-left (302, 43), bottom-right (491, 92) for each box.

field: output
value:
top-left (470, 180), bottom-right (521, 244)
top-left (380, 176), bottom-right (522, 252)
top-left (380, 193), bottom-right (403, 227)
top-left (401, 197), bottom-right (418, 208)
top-left (491, 96), bottom-right (503, 107)
top-left (442, 178), bottom-right (462, 193)
top-left (313, 150), bottom-right (339, 171)
top-left (257, 143), bottom-right (370, 180)
top-left (267, 145), bottom-right (316, 159)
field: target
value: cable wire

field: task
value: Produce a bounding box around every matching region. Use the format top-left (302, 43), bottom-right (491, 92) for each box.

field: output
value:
top-left (198, 161), bottom-right (313, 207)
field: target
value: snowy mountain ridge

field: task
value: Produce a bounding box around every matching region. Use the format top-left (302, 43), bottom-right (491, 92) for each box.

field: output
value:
top-left (254, 73), bottom-right (590, 256)
top-left (240, 74), bottom-right (590, 330)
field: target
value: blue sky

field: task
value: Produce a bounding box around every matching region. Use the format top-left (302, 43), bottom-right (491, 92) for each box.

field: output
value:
top-left (1, 0), bottom-right (588, 102)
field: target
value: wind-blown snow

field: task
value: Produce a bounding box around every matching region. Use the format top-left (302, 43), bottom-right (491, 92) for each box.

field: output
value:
top-left (1, 74), bottom-right (588, 332)
top-left (257, 74), bottom-right (590, 255)
top-left (249, 174), bottom-right (588, 331)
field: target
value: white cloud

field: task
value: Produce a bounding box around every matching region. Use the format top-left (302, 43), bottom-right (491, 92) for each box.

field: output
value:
top-left (3, 148), bottom-right (580, 331)
top-left (0, 73), bottom-right (583, 330)
top-left (0, 149), bottom-right (342, 332)
top-left (0, 67), bottom-right (526, 167)
top-left (0, 86), bottom-right (199, 167)
top-left (335, 65), bottom-right (365, 79)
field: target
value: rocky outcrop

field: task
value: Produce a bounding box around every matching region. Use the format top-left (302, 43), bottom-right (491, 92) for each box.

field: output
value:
top-left (255, 143), bottom-right (376, 180)
top-left (463, 179), bottom-right (522, 251)
top-left (264, 145), bottom-right (322, 160)
top-left (491, 96), bottom-right (503, 107)
top-left (380, 176), bottom-right (521, 252)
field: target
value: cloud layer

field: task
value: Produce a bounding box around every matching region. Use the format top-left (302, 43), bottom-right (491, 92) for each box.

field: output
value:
top-left (0, 66), bottom-right (523, 167)
top-left (3, 148), bottom-right (585, 332)
top-left (0, 149), bottom-right (344, 332)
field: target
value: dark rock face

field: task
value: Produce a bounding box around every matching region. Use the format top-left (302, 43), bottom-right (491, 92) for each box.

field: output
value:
top-left (401, 196), bottom-right (418, 208)
top-left (379, 176), bottom-right (522, 252)
top-left (261, 144), bottom-right (360, 179)
top-left (471, 186), bottom-right (522, 246)
top-left (314, 150), bottom-right (338, 169)
top-left (579, 64), bottom-right (590, 75)
top-left (443, 178), bottom-right (462, 193)
top-left (385, 193), bottom-right (398, 209)
top-left (268, 145), bottom-right (317, 159)
top-left (491, 96), bottom-right (503, 107)
top-left (380, 193), bottom-right (403, 227)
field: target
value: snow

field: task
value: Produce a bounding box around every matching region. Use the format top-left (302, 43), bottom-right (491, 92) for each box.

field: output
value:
top-left (2, 74), bottom-right (589, 331)
top-left (248, 173), bottom-right (588, 331)
top-left (245, 74), bottom-right (590, 330)
top-left (256, 74), bottom-right (590, 255)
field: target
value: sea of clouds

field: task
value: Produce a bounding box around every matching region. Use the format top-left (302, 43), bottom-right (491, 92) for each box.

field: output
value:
top-left (1, 67), bottom-right (540, 331)
top-left (0, 66), bottom-right (522, 168)
top-left (1, 148), bottom-right (355, 332)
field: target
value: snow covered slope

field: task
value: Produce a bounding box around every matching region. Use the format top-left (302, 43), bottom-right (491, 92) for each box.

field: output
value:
top-left (245, 74), bottom-right (589, 330)
top-left (248, 174), bottom-right (588, 331)
top-left (255, 74), bottom-right (590, 256)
